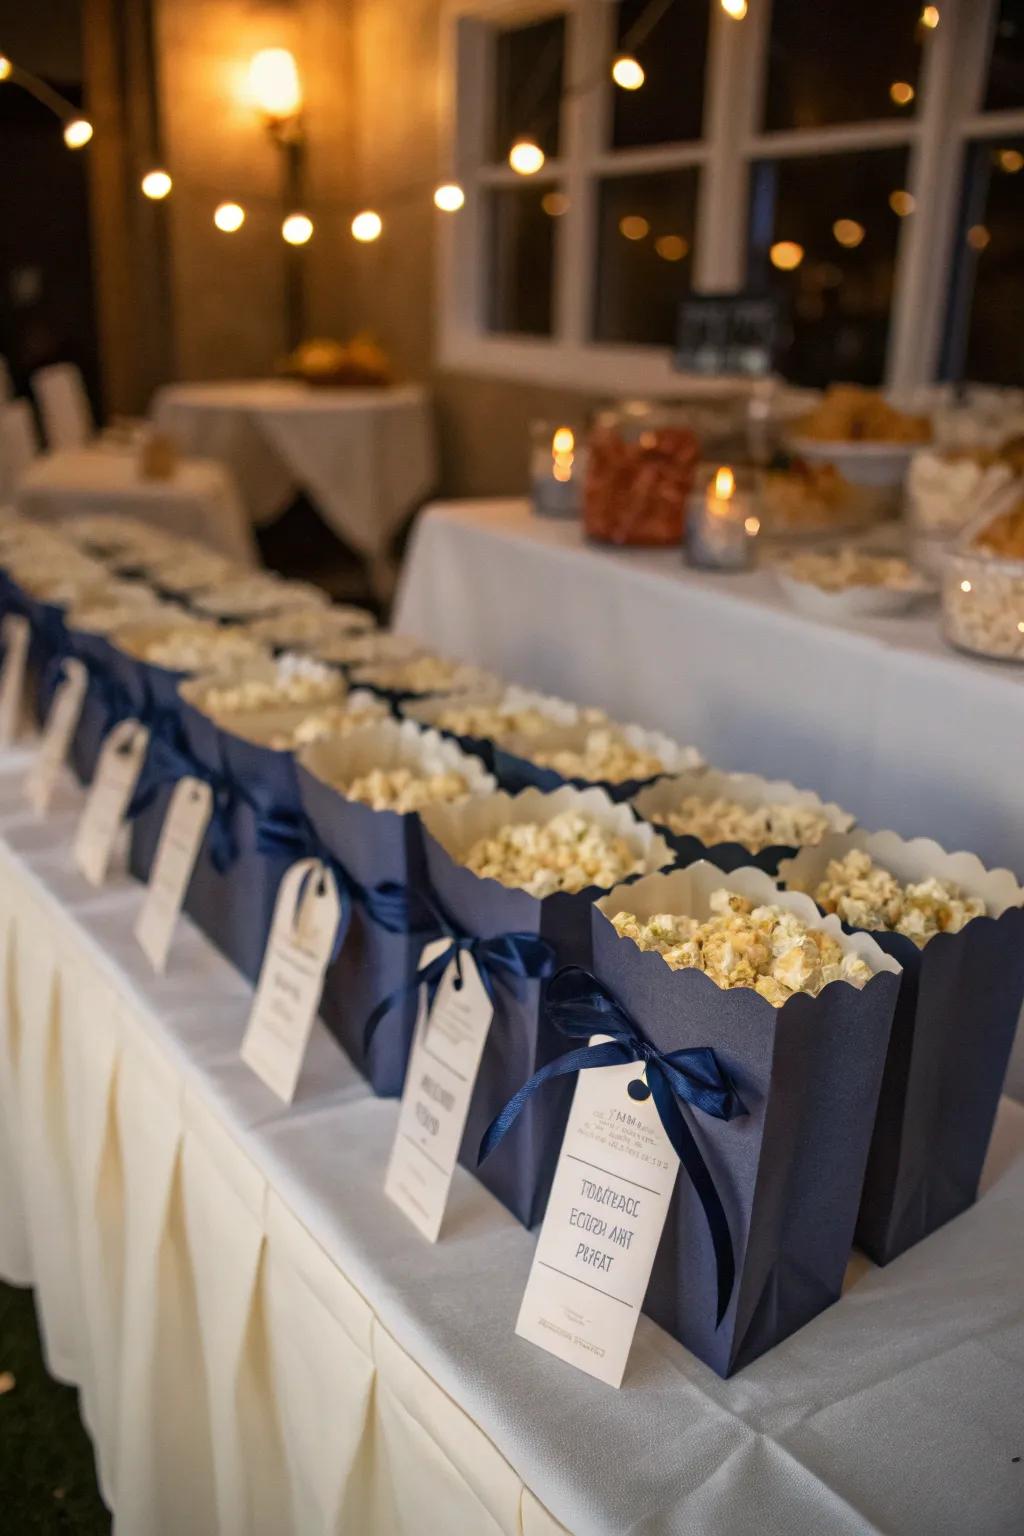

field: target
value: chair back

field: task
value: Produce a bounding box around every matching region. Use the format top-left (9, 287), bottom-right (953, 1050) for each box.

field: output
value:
top-left (0, 399), bottom-right (41, 500)
top-left (32, 362), bottom-right (95, 450)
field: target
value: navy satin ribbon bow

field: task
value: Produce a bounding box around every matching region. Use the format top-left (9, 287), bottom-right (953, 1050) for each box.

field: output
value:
top-left (126, 728), bottom-right (241, 873)
top-left (255, 806), bottom-right (437, 962)
top-left (479, 966), bottom-right (747, 1327)
top-left (363, 896), bottom-right (556, 1053)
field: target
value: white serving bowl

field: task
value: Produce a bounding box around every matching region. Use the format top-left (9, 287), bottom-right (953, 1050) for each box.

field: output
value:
top-left (775, 568), bottom-right (936, 620)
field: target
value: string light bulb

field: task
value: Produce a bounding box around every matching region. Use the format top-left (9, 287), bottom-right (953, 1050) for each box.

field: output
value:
top-left (282, 212), bottom-right (314, 245)
top-left (920, 5), bottom-right (940, 27)
top-left (63, 117), bottom-right (93, 149)
top-left (141, 169), bottom-right (172, 200)
top-left (889, 81), bottom-right (915, 106)
top-left (351, 210), bottom-right (382, 242)
top-left (248, 48), bottom-right (302, 122)
top-left (541, 191), bottom-right (569, 216)
top-left (997, 148), bottom-right (1024, 173)
top-left (655, 234), bottom-right (688, 261)
top-left (769, 240), bottom-right (804, 271)
top-left (833, 218), bottom-right (865, 248)
top-left (611, 55), bottom-right (645, 90)
top-left (214, 201), bottom-right (245, 233)
top-left (721, 0), bottom-right (748, 16)
top-left (508, 138), bottom-right (545, 175)
top-left (619, 215), bottom-right (649, 241)
top-left (0, 55), bottom-right (12, 81)
top-left (433, 182), bottom-right (465, 212)
top-left (889, 189), bottom-right (915, 216)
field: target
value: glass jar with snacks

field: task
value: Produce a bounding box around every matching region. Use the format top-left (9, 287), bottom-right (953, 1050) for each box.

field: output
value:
top-left (942, 502), bottom-right (1024, 662)
top-left (907, 447), bottom-right (1019, 577)
top-left (583, 402), bottom-right (700, 546)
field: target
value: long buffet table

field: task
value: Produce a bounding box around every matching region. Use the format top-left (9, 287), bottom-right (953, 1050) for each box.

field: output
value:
top-left (2, 748), bottom-right (1024, 1535)
top-left (394, 500), bottom-right (1024, 880)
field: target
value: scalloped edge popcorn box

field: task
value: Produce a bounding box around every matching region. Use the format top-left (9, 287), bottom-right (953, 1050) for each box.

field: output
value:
top-left (399, 685), bottom-right (584, 774)
top-left (780, 830), bottom-right (1024, 1265)
top-left (420, 784), bottom-right (675, 1228)
top-left (297, 720), bottom-right (496, 1094)
top-left (590, 862), bottom-right (901, 1377)
top-left (492, 718), bottom-right (704, 802)
top-left (349, 655), bottom-right (500, 714)
top-left (633, 767), bottom-right (855, 877)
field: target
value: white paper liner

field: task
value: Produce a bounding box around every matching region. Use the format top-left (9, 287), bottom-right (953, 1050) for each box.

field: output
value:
top-left (350, 656), bottom-right (500, 697)
top-left (419, 783), bottom-right (674, 889)
top-left (109, 615), bottom-right (268, 671)
top-left (500, 718), bottom-right (704, 780)
top-left (633, 767), bottom-right (854, 846)
top-left (190, 575), bottom-right (329, 618)
top-left (309, 631), bottom-right (424, 667)
top-left (778, 828), bottom-right (1024, 921)
top-left (179, 691), bottom-right (386, 754)
top-left (298, 718), bottom-right (497, 801)
top-left (179, 653), bottom-right (346, 719)
top-left (247, 605), bottom-right (376, 647)
top-left (595, 861), bottom-right (901, 986)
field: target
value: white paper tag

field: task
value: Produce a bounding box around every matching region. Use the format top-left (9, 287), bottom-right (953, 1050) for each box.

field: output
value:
top-left (25, 657), bottom-right (89, 814)
top-left (240, 857), bottom-right (341, 1103)
top-left (0, 615), bottom-right (31, 747)
top-left (135, 775), bottom-right (213, 972)
top-left (384, 941), bottom-right (494, 1242)
top-left (72, 719), bottom-right (150, 886)
top-left (515, 1041), bottom-right (679, 1388)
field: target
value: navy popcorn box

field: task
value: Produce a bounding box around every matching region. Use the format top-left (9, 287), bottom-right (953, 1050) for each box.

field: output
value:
top-left (491, 719), bottom-right (704, 803)
top-left (590, 864), bottom-right (900, 1378)
top-left (297, 720), bottom-right (496, 1095)
top-left (420, 785), bottom-right (674, 1228)
top-left (62, 628), bottom-right (121, 785)
top-left (780, 830), bottom-right (1024, 1266)
top-left (399, 685), bottom-right (584, 778)
top-left (633, 767), bottom-right (855, 879)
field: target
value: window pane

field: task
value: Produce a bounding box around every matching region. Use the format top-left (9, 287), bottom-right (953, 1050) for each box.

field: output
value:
top-left (942, 140), bottom-right (1024, 384)
top-left (611, 0), bottom-right (709, 149)
top-left (593, 169), bottom-right (699, 345)
top-left (492, 15), bottom-right (565, 163)
top-left (764, 0), bottom-right (925, 131)
top-left (486, 184), bottom-right (559, 337)
top-left (984, 0), bottom-right (1024, 111)
top-left (747, 147), bottom-right (910, 387)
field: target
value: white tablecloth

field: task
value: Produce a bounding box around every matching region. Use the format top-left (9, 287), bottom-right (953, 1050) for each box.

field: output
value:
top-left (395, 500), bottom-right (1024, 880)
top-left (152, 381), bottom-right (437, 563)
top-left (1, 754), bottom-right (1023, 1535)
top-left (16, 447), bottom-right (258, 565)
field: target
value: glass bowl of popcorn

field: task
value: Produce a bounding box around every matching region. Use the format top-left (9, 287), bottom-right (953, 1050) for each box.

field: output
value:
top-left (633, 767), bottom-right (855, 876)
top-left (492, 719), bottom-right (704, 801)
top-left (941, 502), bottom-right (1024, 662)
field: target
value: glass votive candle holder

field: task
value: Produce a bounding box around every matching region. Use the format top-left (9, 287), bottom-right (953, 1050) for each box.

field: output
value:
top-left (686, 463), bottom-right (761, 572)
top-left (530, 420), bottom-right (588, 519)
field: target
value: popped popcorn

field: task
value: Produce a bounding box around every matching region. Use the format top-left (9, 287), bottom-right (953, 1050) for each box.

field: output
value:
top-left (808, 849), bottom-right (985, 947)
top-left (195, 657), bottom-right (344, 716)
top-left (528, 727), bottom-right (664, 785)
top-left (942, 548), bottom-right (1024, 661)
top-left (358, 655), bottom-right (488, 695)
top-left (654, 794), bottom-right (833, 853)
top-left (134, 626), bottom-right (266, 672)
top-left (611, 890), bottom-right (873, 1004)
top-left (462, 810), bottom-right (646, 897)
top-left (266, 699), bottom-right (389, 749)
top-left (780, 548), bottom-right (920, 594)
top-left (339, 766), bottom-right (471, 813)
top-left (435, 702), bottom-right (566, 741)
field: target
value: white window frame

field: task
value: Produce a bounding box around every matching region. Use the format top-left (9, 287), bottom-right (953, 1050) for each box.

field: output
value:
top-left (438, 0), bottom-right (1021, 396)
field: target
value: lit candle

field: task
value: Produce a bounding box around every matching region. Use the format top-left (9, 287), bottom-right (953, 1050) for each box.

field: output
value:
top-left (686, 464), bottom-right (760, 570)
top-left (531, 422), bottom-right (586, 518)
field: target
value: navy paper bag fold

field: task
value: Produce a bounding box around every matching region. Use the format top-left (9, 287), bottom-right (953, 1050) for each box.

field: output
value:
top-left (591, 863), bottom-right (900, 1377)
top-left (781, 830), bottom-right (1024, 1265)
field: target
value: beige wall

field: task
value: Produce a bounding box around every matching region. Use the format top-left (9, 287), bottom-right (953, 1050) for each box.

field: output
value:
top-left (149, 0), bottom-right (594, 496)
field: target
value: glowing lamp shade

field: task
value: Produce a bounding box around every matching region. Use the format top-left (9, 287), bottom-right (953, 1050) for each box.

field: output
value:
top-left (214, 201), bottom-right (246, 233)
top-left (63, 118), bottom-right (93, 149)
top-left (611, 55), bottom-right (645, 90)
top-left (282, 212), bottom-right (314, 245)
top-left (433, 182), bottom-right (465, 212)
top-left (0, 55), bottom-right (12, 81)
top-left (351, 210), bottom-right (382, 242)
top-left (141, 169), bottom-right (172, 200)
top-left (770, 240), bottom-right (804, 271)
top-left (248, 48), bottom-right (302, 120)
top-left (508, 139), bottom-right (545, 175)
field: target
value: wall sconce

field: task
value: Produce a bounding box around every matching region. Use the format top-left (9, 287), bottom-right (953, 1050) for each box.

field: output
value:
top-left (248, 47), bottom-right (307, 346)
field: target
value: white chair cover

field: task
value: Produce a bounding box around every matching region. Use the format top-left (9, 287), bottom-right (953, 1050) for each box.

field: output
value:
top-left (32, 362), bottom-right (95, 450)
top-left (0, 399), bottom-right (41, 500)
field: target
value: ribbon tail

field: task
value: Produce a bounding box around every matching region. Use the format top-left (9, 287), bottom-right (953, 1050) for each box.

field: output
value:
top-left (363, 952), bottom-right (449, 1055)
top-left (648, 1066), bottom-right (736, 1328)
top-left (478, 1040), bottom-right (628, 1165)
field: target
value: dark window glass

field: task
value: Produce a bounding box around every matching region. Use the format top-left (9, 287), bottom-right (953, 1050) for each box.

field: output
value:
top-left (984, 0), bottom-right (1024, 111)
top-left (611, 0), bottom-right (710, 149)
top-left (764, 0), bottom-right (925, 131)
top-left (747, 147), bottom-right (910, 387)
top-left (492, 15), bottom-right (565, 162)
top-left (593, 168), bottom-right (699, 345)
top-left (942, 139), bottom-right (1024, 384)
top-left (486, 184), bottom-right (559, 336)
